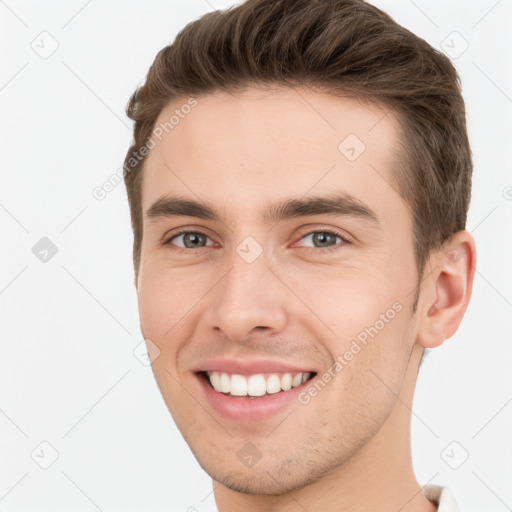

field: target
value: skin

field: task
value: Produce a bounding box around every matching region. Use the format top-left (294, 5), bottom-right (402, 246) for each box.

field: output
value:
top-left (135, 86), bottom-right (476, 511)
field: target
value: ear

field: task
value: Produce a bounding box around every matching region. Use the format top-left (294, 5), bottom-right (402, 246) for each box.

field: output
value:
top-left (416, 230), bottom-right (477, 348)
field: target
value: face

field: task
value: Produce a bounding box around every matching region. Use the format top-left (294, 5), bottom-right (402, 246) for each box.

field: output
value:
top-left (136, 86), bottom-right (421, 494)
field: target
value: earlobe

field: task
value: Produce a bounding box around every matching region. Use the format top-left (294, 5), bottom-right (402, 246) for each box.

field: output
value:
top-left (416, 230), bottom-right (477, 349)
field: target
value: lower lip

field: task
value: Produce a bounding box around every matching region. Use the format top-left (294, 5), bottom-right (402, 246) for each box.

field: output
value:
top-left (195, 373), bottom-right (313, 421)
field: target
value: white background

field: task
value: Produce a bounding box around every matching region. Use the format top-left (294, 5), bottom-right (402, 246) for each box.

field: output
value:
top-left (1, 0), bottom-right (511, 510)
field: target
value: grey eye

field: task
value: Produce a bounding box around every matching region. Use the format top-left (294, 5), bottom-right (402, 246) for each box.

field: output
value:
top-left (172, 232), bottom-right (209, 248)
top-left (301, 231), bottom-right (341, 248)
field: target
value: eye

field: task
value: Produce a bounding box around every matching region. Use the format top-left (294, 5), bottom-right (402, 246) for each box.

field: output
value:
top-left (165, 230), bottom-right (215, 249)
top-left (296, 230), bottom-right (349, 250)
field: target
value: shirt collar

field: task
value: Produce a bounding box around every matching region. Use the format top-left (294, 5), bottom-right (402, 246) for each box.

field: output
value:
top-left (423, 484), bottom-right (459, 511)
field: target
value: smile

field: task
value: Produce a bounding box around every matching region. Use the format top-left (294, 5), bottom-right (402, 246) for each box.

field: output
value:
top-left (196, 369), bottom-right (318, 421)
top-left (204, 370), bottom-right (314, 398)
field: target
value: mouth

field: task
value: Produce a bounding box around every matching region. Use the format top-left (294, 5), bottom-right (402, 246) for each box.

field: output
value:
top-left (193, 360), bottom-right (320, 420)
top-left (197, 370), bottom-right (318, 399)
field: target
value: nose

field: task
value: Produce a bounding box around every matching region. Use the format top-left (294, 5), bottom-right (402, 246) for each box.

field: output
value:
top-left (204, 249), bottom-right (288, 343)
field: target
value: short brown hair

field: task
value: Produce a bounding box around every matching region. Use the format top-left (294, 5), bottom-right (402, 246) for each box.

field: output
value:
top-left (123, 0), bottom-right (472, 288)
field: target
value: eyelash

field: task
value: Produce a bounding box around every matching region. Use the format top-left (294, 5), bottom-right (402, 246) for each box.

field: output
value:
top-left (294, 229), bottom-right (351, 252)
top-left (163, 228), bottom-right (351, 253)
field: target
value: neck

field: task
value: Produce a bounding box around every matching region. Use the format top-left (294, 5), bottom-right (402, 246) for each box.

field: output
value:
top-left (213, 344), bottom-right (437, 512)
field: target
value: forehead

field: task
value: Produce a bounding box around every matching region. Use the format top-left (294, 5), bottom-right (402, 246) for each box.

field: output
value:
top-left (141, 86), bottom-right (405, 222)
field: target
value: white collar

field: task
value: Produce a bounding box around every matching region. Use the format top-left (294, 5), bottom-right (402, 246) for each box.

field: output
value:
top-left (424, 484), bottom-right (459, 511)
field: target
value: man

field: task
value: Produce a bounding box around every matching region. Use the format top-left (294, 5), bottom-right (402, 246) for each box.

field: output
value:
top-left (123, 1), bottom-right (476, 510)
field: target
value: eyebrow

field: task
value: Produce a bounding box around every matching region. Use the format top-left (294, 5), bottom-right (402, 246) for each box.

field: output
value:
top-left (144, 192), bottom-right (380, 227)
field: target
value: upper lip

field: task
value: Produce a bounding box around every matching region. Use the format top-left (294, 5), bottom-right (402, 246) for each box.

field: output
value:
top-left (194, 358), bottom-right (317, 375)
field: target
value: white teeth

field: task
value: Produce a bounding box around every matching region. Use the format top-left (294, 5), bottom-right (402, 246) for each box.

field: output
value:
top-left (210, 371), bottom-right (221, 392)
top-left (230, 374), bottom-right (248, 396)
top-left (266, 374), bottom-right (281, 394)
top-left (205, 371), bottom-right (312, 397)
top-left (281, 373), bottom-right (292, 391)
top-left (247, 375), bottom-right (267, 396)
top-left (219, 372), bottom-right (231, 393)
top-left (292, 373), bottom-right (303, 387)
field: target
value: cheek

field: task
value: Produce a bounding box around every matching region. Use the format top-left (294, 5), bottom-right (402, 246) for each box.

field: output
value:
top-left (290, 267), bottom-right (412, 387)
top-left (287, 264), bottom-right (403, 341)
top-left (137, 269), bottom-right (200, 425)
top-left (137, 264), bottom-right (208, 339)
top-left (318, 308), bottom-right (412, 438)
top-left (136, 272), bottom-right (196, 413)
top-left (136, 266), bottom-right (216, 404)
